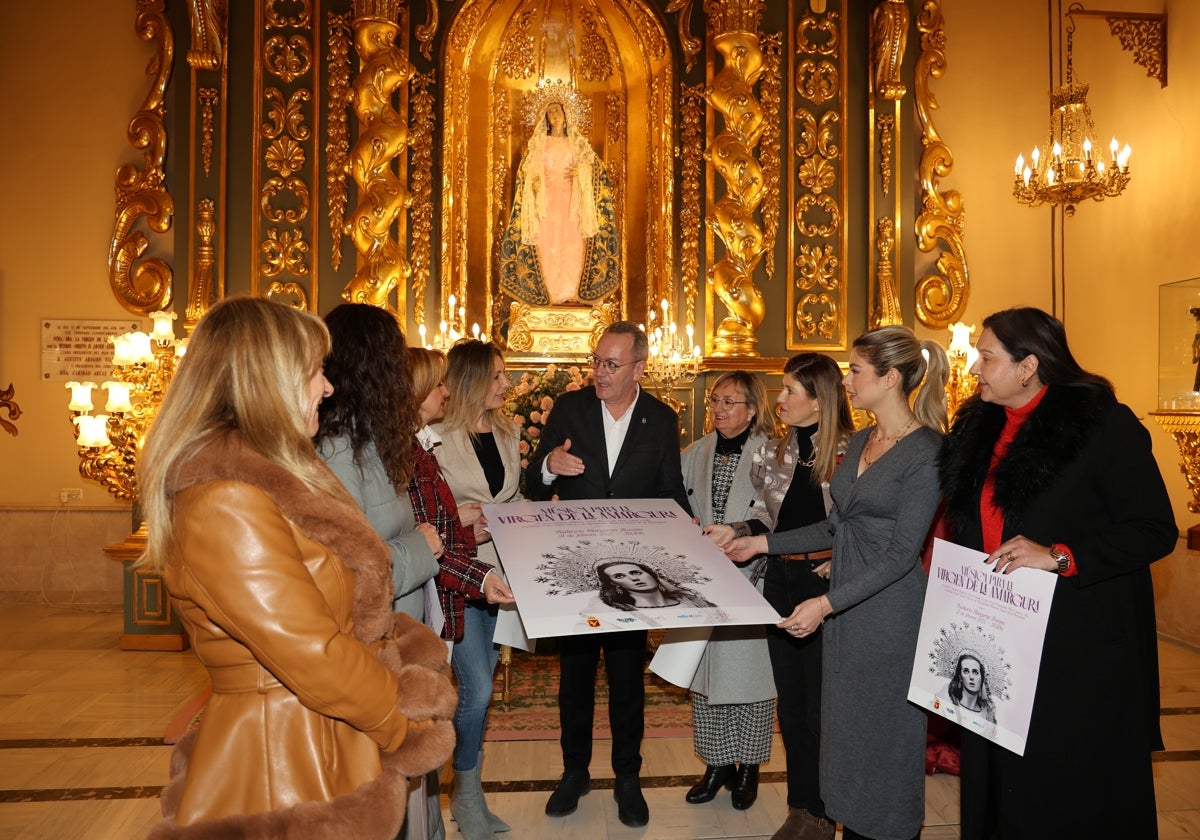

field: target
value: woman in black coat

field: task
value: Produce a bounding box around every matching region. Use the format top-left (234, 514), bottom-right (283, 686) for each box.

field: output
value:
top-left (939, 307), bottom-right (1177, 840)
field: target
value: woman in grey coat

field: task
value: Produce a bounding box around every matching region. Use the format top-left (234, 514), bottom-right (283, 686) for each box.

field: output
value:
top-left (679, 371), bottom-right (778, 810)
top-left (728, 326), bottom-right (949, 840)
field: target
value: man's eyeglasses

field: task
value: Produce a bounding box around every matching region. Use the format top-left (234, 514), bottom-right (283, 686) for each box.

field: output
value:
top-left (587, 354), bottom-right (641, 374)
top-left (707, 396), bottom-right (748, 409)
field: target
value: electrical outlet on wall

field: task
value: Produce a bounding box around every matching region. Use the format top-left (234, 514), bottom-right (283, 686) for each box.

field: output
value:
top-left (59, 488), bottom-right (82, 504)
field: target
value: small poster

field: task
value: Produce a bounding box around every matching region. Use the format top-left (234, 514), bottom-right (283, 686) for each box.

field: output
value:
top-left (908, 538), bottom-right (1058, 755)
top-left (482, 498), bottom-right (780, 639)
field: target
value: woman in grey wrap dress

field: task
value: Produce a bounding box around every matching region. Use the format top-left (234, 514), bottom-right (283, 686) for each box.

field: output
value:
top-left (727, 326), bottom-right (949, 840)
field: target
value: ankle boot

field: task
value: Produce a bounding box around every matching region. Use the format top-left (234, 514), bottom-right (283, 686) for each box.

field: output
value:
top-left (476, 750), bottom-right (510, 833)
top-left (685, 764), bottom-right (736, 804)
top-left (730, 763), bottom-right (759, 810)
top-left (449, 764), bottom-right (494, 840)
top-left (771, 807), bottom-right (836, 840)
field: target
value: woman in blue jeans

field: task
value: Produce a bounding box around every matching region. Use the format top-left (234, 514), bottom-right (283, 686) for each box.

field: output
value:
top-left (430, 339), bottom-right (525, 839)
top-left (706, 354), bottom-right (854, 840)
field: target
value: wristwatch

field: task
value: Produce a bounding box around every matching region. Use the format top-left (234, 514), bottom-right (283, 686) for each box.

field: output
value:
top-left (1049, 544), bottom-right (1071, 574)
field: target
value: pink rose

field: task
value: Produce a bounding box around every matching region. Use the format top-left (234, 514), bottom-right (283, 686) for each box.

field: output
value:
top-left (529, 410), bottom-right (542, 424)
top-left (565, 383), bottom-right (580, 391)
top-left (540, 396), bottom-right (554, 410)
top-left (528, 427), bottom-right (541, 438)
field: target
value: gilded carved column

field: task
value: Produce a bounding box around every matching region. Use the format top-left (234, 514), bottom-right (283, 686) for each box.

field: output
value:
top-left (342, 0), bottom-right (414, 311)
top-left (108, 0), bottom-right (175, 315)
top-left (704, 0), bottom-right (768, 357)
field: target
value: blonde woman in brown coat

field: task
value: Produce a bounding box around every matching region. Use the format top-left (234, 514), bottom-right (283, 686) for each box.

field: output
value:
top-left (139, 297), bottom-right (457, 839)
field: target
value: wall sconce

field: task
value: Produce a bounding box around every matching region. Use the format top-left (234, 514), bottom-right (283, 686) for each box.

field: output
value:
top-left (947, 321), bottom-right (978, 417)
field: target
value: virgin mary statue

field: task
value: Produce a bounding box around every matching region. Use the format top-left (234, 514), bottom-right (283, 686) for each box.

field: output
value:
top-left (499, 86), bottom-right (619, 306)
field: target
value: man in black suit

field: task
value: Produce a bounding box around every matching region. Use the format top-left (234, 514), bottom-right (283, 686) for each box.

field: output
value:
top-left (526, 320), bottom-right (688, 828)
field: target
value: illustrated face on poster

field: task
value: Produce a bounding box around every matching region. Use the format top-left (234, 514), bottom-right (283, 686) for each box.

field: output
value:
top-left (483, 499), bottom-right (780, 638)
top-left (927, 625), bottom-right (1009, 730)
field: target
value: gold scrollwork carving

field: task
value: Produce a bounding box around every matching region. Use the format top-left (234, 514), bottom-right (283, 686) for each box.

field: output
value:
top-left (326, 11), bottom-right (352, 270)
top-left (187, 0), bottom-right (225, 70)
top-left (873, 217), bottom-right (901, 327)
top-left (705, 21), bottom-right (768, 357)
top-left (795, 243), bottom-right (838, 291)
top-left (797, 156), bottom-right (836, 195)
top-left (186, 198), bottom-right (217, 332)
top-left (794, 193), bottom-right (840, 238)
top-left (795, 58), bottom-right (838, 105)
top-left (1150, 412), bottom-right (1200, 512)
top-left (1104, 15), bottom-right (1167, 88)
top-left (262, 228), bottom-right (310, 277)
top-left (793, 108), bottom-right (840, 159)
top-left (343, 6), bottom-right (413, 308)
top-left (264, 35), bottom-right (313, 84)
top-left (795, 293), bottom-right (838, 341)
top-left (198, 87), bottom-right (219, 177)
top-left (498, 9), bottom-right (536, 80)
top-left (109, 0), bottom-right (175, 316)
top-left (265, 280), bottom-right (310, 310)
top-left (261, 176), bottom-right (311, 223)
top-left (872, 0), bottom-right (909, 100)
top-left (913, 0), bottom-right (969, 329)
top-left (265, 0), bottom-right (312, 29)
top-left (878, 114), bottom-right (894, 196)
top-left (796, 13), bottom-right (838, 56)
top-left (679, 84), bottom-right (705, 329)
top-left (262, 88), bottom-right (312, 140)
top-left (760, 33), bottom-right (782, 280)
top-left (409, 72), bottom-right (436, 329)
top-left (579, 7), bottom-right (613, 81)
top-left (0, 383), bottom-right (21, 437)
top-left (415, 0), bottom-right (438, 61)
top-left (666, 0), bottom-right (702, 73)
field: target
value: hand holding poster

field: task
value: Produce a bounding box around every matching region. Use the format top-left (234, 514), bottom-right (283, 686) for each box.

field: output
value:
top-left (908, 538), bottom-right (1058, 755)
top-left (482, 498), bottom-right (779, 639)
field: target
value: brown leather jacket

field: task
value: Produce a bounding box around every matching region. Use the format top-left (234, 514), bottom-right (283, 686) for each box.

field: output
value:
top-left (149, 433), bottom-right (456, 839)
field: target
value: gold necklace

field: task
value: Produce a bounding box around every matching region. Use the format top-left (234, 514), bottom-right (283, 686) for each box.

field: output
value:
top-left (862, 416), bottom-right (917, 467)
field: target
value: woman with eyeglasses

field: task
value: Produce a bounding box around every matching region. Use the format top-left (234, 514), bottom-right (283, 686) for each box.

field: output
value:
top-left (677, 371), bottom-right (780, 812)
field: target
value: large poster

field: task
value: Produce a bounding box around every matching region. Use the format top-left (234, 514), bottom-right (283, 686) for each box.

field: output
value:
top-left (482, 498), bottom-right (780, 639)
top-left (908, 539), bottom-right (1058, 755)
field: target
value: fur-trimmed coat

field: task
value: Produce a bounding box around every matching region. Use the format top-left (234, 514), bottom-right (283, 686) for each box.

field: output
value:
top-left (940, 386), bottom-right (1177, 840)
top-left (148, 432), bottom-right (456, 840)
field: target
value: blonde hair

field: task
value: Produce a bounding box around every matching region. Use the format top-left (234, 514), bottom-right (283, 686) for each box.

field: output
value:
top-left (139, 297), bottom-right (344, 570)
top-left (853, 325), bottom-right (950, 433)
top-left (778, 353), bottom-right (856, 484)
top-left (708, 371), bottom-right (776, 441)
top-left (407, 346), bottom-right (448, 407)
top-left (442, 339), bottom-right (517, 438)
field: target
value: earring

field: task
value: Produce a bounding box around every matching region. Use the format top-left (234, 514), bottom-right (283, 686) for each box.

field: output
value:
top-left (1020, 377), bottom-right (1030, 388)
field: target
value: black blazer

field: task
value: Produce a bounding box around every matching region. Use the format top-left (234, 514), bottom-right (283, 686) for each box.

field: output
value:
top-left (525, 385), bottom-right (688, 511)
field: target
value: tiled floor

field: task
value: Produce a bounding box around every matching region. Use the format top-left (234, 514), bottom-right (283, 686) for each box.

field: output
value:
top-left (0, 604), bottom-right (1198, 839)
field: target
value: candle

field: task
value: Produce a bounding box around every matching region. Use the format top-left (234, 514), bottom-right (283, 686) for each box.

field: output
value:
top-left (947, 322), bottom-right (974, 356)
top-left (149, 311), bottom-right (177, 342)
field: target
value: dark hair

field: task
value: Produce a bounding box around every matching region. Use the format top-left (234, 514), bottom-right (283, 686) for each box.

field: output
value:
top-left (982, 307), bottom-right (1113, 394)
top-left (779, 353), bottom-right (856, 483)
top-left (948, 651), bottom-right (996, 720)
top-left (601, 320), bottom-right (649, 362)
top-left (595, 560), bottom-right (715, 611)
top-left (315, 303), bottom-right (419, 491)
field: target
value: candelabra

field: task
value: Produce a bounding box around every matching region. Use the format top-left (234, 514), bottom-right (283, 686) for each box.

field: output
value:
top-left (946, 321), bottom-right (978, 417)
top-left (65, 311), bottom-right (185, 501)
top-left (1011, 10), bottom-right (1131, 216)
top-left (65, 311), bottom-right (188, 650)
top-left (418, 294), bottom-right (484, 348)
top-left (644, 299), bottom-right (701, 417)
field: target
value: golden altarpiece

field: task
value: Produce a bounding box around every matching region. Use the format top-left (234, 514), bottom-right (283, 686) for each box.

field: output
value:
top-left (99, 0), bottom-right (971, 644)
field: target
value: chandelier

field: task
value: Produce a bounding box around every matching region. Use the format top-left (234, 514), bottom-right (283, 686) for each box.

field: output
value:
top-left (644, 299), bottom-right (701, 417)
top-left (1012, 10), bottom-right (1130, 216)
top-left (945, 322), bottom-right (979, 417)
top-left (65, 311), bottom-right (185, 502)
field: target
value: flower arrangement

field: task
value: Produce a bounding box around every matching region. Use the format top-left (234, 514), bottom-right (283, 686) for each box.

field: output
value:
top-left (504, 363), bottom-right (593, 472)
